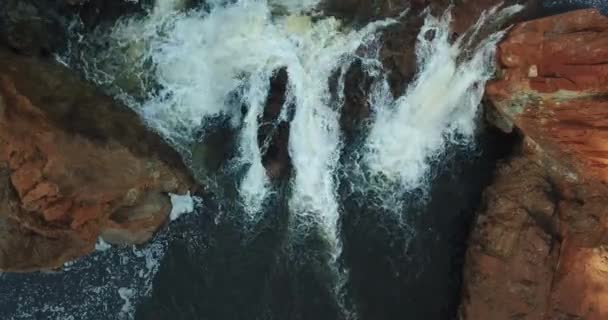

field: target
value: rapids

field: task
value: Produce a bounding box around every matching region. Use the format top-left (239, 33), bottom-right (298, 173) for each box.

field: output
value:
top-left (3, 0), bottom-right (527, 319)
top-left (66, 0), bottom-right (519, 259)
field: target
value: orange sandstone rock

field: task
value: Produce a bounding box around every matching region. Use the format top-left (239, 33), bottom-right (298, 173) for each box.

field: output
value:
top-left (0, 49), bottom-right (195, 272)
top-left (462, 9), bottom-right (608, 320)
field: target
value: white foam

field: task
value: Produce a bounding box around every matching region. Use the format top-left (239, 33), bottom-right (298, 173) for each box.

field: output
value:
top-left (269, 0), bottom-right (321, 13)
top-left (95, 238), bottom-right (112, 251)
top-left (64, 2), bottom-right (522, 319)
top-left (101, 0), bottom-right (397, 226)
top-left (118, 287), bottom-right (135, 319)
top-left (364, 5), bottom-right (522, 191)
top-left (169, 192), bottom-right (195, 221)
top-left (284, 16), bottom-right (397, 265)
top-left (236, 71), bottom-right (272, 217)
top-left (9, 237), bottom-right (170, 320)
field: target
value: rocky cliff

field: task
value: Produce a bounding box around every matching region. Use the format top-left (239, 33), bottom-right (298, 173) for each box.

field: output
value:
top-left (462, 9), bottom-right (608, 320)
top-left (0, 49), bottom-right (195, 272)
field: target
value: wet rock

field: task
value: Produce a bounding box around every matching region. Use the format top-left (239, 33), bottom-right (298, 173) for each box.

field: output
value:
top-left (0, 49), bottom-right (195, 272)
top-left (486, 8), bottom-right (608, 184)
top-left (322, 0), bottom-right (541, 148)
top-left (325, 0), bottom-right (539, 95)
top-left (0, 0), bottom-right (65, 55)
top-left (259, 68), bottom-right (293, 180)
top-left (462, 9), bottom-right (608, 320)
top-left (70, 0), bottom-right (151, 30)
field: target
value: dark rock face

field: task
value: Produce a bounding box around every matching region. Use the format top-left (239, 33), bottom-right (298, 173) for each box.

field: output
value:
top-left (0, 49), bottom-right (194, 272)
top-left (0, 0), bottom-right (152, 57)
top-left (259, 68), bottom-right (293, 180)
top-left (0, 0), bottom-right (65, 55)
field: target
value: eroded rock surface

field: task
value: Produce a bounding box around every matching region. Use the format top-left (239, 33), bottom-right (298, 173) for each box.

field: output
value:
top-left (0, 49), bottom-right (194, 272)
top-left (486, 8), bottom-right (608, 182)
top-left (462, 9), bottom-right (608, 320)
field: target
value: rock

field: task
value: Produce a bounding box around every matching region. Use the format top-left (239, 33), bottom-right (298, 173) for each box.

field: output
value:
top-left (462, 148), bottom-right (608, 320)
top-left (0, 49), bottom-right (195, 272)
top-left (0, 0), bottom-right (154, 57)
top-left (460, 155), bottom-right (559, 320)
top-left (0, 0), bottom-right (65, 55)
top-left (487, 8), bottom-right (608, 183)
top-left (462, 9), bottom-right (608, 320)
top-left (547, 242), bottom-right (608, 319)
top-left (71, 0), bottom-right (150, 30)
top-left (325, 0), bottom-right (539, 94)
top-left (259, 68), bottom-right (293, 180)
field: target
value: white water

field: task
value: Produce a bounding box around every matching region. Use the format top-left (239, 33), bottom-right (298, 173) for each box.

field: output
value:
top-left (169, 192), bottom-right (196, 221)
top-left (284, 16), bottom-right (398, 264)
top-left (364, 5), bottom-right (522, 191)
top-left (97, 0), bottom-right (398, 238)
top-left (67, 1), bottom-right (521, 318)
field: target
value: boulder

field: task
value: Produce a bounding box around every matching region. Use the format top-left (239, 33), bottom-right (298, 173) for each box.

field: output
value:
top-left (0, 49), bottom-right (194, 272)
top-left (462, 9), bottom-right (608, 320)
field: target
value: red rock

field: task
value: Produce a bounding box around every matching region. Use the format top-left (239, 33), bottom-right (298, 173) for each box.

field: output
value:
top-left (487, 9), bottom-right (608, 184)
top-left (548, 240), bottom-right (608, 319)
top-left (462, 9), bottom-right (608, 320)
top-left (0, 49), bottom-right (195, 272)
top-left (461, 157), bottom-right (558, 320)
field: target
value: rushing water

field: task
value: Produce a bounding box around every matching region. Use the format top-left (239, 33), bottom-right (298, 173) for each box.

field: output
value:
top-left (2, 0), bottom-right (579, 319)
top-left (363, 5), bottom-right (520, 192)
top-left (67, 0), bottom-right (517, 250)
top-left (68, 0), bottom-right (515, 318)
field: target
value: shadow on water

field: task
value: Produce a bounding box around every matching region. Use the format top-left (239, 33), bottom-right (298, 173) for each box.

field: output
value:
top-left (136, 182), bottom-right (346, 320)
top-left (339, 117), bottom-right (518, 320)
top-left (136, 104), bottom-right (518, 320)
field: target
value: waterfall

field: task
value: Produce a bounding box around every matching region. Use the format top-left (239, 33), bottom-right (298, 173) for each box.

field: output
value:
top-left (364, 4), bottom-right (523, 194)
top-left (84, 0), bottom-right (398, 231)
top-left (64, 1), bottom-right (522, 318)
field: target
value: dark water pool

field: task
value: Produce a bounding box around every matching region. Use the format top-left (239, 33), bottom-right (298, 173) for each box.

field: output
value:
top-left (134, 122), bottom-right (516, 320)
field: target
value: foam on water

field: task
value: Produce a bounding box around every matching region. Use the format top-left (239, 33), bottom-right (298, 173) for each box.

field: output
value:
top-left (90, 0), bottom-right (398, 241)
top-left (95, 238), bottom-right (112, 251)
top-left (236, 71), bottom-right (273, 217)
top-left (118, 287), bottom-right (135, 319)
top-left (363, 5), bottom-right (523, 193)
top-left (169, 192), bottom-right (196, 221)
top-left (73, 2), bottom-right (398, 317)
top-left (5, 234), bottom-right (169, 320)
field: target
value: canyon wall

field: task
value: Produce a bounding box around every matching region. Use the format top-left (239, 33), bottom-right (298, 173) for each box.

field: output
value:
top-left (0, 49), bottom-right (195, 272)
top-left (462, 9), bottom-right (608, 320)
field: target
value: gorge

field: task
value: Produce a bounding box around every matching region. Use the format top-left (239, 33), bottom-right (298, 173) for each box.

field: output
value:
top-left (0, 0), bottom-right (607, 320)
